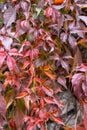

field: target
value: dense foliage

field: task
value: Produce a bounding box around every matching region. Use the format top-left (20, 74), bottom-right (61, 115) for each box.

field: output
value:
top-left (0, 0), bottom-right (87, 130)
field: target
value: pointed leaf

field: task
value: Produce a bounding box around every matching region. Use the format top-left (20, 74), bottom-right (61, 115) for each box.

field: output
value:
top-left (0, 51), bottom-right (7, 68)
top-left (45, 7), bottom-right (53, 18)
top-left (4, 7), bottom-right (16, 27)
top-left (44, 71), bottom-right (56, 80)
top-left (16, 91), bottom-right (28, 99)
top-left (51, 116), bottom-right (64, 125)
top-left (78, 16), bottom-right (87, 26)
top-left (6, 55), bottom-right (18, 72)
top-left (0, 36), bottom-right (13, 50)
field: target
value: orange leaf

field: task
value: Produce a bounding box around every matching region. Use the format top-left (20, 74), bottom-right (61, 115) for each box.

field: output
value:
top-left (77, 39), bottom-right (87, 49)
top-left (44, 71), bottom-right (56, 80)
top-left (78, 39), bottom-right (87, 44)
top-left (43, 65), bottom-right (51, 71)
top-left (16, 91), bottom-right (28, 99)
top-left (53, 0), bottom-right (65, 5)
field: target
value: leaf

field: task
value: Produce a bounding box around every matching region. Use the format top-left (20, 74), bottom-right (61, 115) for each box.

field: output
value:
top-left (44, 71), bottom-right (56, 80)
top-left (77, 3), bottom-right (87, 9)
top-left (72, 47), bottom-right (82, 71)
top-left (16, 91), bottom-right (28, 99)
top-left (5, 89), bottom-right (14, 109)
top-left (4, 7), bottom-right (16, 27)
top-left (78, 16), bottom-right (87, 26)
top-left (22, 60), bottom-right (30, 69)
top-left (9, 49), bottom-right (22, 56)
top-left (0, 94), bottom-right (6, 119)
top-left (0, 36), bottom-right (13, 50)
top-left (6, 55), bottom-right (18, 72)
top-left (0, 51), bottom-right (7, 68)
top-left (45, 7), bottom-right (53, 18)
top-left (76, 63), bottom-right (87, 72)
top-left (61, 60), bottom-right (69, 73)
top-left (51, 116), bottom-right (64, 125)
top-left (84, 103), bottom-right (87, 130)
top-left (60, 33), bottom-right (67, 43)
top-left (14, 108), bottom-right (24, 130)
top-left (72, 126), bottom-right (85, 130)
top-left (71, 73), bottom-right (84, 99)
top-left (42, 86), bottom-right (53, 97)
top-left (53, 0), bottom-right (65, 5)
top-left (77, 39), bottom-right (87, 48)
top-left (78, 39), bottom-right (87, 45)
top-left (57, 76), bottom-right (67, 88)
top-left (68, 35), bottom-right (77, 50)
top-left (29, 64), bottom-right (34, 76)
top-left (20, 20), bottom-right (30, 30)
top-left (53, 0), bottom-right (66, 10)
top-left (44, 97), bottom-right (54, 104)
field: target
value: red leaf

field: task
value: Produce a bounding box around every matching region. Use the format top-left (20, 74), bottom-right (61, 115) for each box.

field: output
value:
top-left (71, 73), bottom-right (84, 99)
top-left (44, 97), bottom-right (54, 104)
top-left (51, 116), bottom-right (64, 125)
top-left (22, 60), bottom-right (30, 69)
top-left (29, 64), bottom-right (34, 76)
top-left (72, 126), bottom-right (85, 130)
top-left (76, 63), bottom-right (87, 72)
top-left (40, 98), bottom-right (45, 108)
top-left (0, 94), bottom-right (6, 119)
top-left (0, 51), bottom-right (7, 68)
top-left (6, 55), bottom-right (18, 72)
top-left (42, 86), bottom-right (53, 97)
top-left (84, 103), bottom-right (87, 130)
top-left (20, 20), bottom-right (30, 30)
top-left (45, 7), bottom-right (53, 18)
top-left (16, 91), bottom-right (28, 99)
top-left (57, 76), bottom-right (67, 88)
top-left (9, 48), bottom-right (22, 56)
